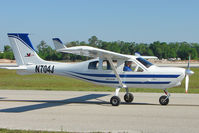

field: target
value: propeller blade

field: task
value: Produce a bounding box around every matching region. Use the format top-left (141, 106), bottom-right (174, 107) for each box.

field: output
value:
top-left (185, 75), bottom-right (189, 93)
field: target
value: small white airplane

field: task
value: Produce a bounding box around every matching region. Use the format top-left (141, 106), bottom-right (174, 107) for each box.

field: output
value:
top-left (0, 33), bottom-right (194, 106)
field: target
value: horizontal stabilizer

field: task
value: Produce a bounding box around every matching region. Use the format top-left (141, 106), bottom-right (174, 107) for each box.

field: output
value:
top-left (138, 56), bottom-right (157, 59)
top-left (0, 66), bottom-right (27, 70)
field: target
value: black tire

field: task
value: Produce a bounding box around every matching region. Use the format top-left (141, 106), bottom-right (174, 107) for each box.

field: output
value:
top-left (159, 95), bottom-right (169, 105)
top-left (124, 93), bottom-right (134, 103)
top-left (110, 96), bottom-right (121, 106)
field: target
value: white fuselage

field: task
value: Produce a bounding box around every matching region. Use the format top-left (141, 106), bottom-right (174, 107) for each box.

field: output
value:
top-left (22, 58), bottom-right (186, 90)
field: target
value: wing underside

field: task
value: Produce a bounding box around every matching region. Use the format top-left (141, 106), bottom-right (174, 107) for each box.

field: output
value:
top-left (57, 46), bottom-right (129, 60)
top-left (52, 38), bottom-right (157, 60)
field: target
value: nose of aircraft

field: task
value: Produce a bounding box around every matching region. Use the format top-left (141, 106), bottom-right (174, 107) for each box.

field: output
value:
top-left (185, 69), bottom-right (194, 75)
top-left (176, 68), bottom-right (186, 77)
top-left (165, 67), bottom-right (194, 93)
top-left (177, 68), bottom-right (194, 78)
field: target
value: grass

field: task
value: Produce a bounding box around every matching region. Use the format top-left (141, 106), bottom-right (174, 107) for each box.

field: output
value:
top-left (0, 68), bottom-right (198, 93)
top-left (0, 69), bottom-right (112, 91)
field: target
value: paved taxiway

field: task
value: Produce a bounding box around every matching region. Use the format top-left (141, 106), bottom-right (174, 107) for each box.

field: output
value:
top-left (0, 90), bottom-right (199, 133)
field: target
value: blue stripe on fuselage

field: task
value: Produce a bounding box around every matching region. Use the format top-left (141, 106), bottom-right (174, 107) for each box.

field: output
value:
top-left (67, 73), bottom-right (171, 84)
top-left (70, 71), bottom-right (180, 78)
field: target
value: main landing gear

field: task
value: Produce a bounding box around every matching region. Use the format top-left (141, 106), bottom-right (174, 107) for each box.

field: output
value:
top-left (159, 89), bottom-right (170, 105)
top-left (110, 87), bottom-right (134, 106)
top-left (110, 88), bottom-right (170, 106)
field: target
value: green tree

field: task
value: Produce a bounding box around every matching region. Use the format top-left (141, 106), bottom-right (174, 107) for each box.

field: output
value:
top-left (135, 43), bottom-right (153, 56)
top-left (4, 52), bottom-right (14, 60)
top-left (190, 48), bottom-right (198, 59)
top-left (168, 48), bottom-right (176, 58)
top-left (88, 36), bottom-right (99, 47)
top-left (128, 42), bottom-right (136, 55)
top-left (177, 42), bottom-right (191, 60)
top-left (120, 41), bottom-right (130, 54)
top-left (1, 45), bottom-right (14, 59)
top-left (149, 41), bottom-right (163, 59)
top-left (107, 42), bottom-right (120, 53)
top-left (4, 45), bottom-right (12, 52)
top-left (37, 40), bottom-right (62, 61)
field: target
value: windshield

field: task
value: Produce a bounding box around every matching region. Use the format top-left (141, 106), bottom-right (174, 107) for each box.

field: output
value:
top-left (136, 57), bottom-right (153, 68)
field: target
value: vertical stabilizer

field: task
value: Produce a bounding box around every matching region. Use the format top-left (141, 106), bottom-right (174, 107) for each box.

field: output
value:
top-left (52, 38), bottom-right (67, 50)
top-left (8, 33), bottom-right (46, 65)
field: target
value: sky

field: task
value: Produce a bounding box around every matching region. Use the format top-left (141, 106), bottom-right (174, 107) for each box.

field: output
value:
top-left (0, 0), bottom-right (199, 51)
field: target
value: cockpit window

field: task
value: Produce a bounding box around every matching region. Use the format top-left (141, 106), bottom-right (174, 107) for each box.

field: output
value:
top-left (123, 61), bottom-right (144, 72)
top-left (88, 61), bottom-right (99, 69)
top-left (136, 57), bottom-right (153, 68)
top-left (123, 61), bottom-right (133, 71)
top-left (103, 60), bottom-right (112, 70)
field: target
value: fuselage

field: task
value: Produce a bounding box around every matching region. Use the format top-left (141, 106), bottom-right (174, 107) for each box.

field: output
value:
top-left (22, 58), bottom-right (186, 90)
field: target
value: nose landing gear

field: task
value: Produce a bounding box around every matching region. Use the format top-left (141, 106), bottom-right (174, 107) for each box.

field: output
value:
top-left (159, 89), bottom-right (170, 105)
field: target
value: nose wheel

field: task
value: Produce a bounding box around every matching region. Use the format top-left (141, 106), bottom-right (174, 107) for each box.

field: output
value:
top-left (159, 89), bottom-right (170, 105)
top-left (159, 95), bottom-right (169, 105)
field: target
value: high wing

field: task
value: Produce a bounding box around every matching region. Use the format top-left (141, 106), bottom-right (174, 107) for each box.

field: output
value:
top-left (58, 46), bottom-right (130, 60)
top-left (52, 38), bottom-right (157, 60)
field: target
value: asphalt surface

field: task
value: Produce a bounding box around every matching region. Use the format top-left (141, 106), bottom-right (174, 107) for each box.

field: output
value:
top-left (0, 90), bottom-right (199, 133)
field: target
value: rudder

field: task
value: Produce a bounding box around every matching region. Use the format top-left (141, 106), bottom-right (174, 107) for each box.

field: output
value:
top-left (52, 38), bottom-right (66, 50)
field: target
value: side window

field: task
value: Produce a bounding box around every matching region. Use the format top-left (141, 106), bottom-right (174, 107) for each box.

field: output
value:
top-left (102, 60), bottom-right (117, 70)
top-left (103, 60), bottom-right (111, 70)
top-left (123, 61), bottom-right (143, 72)
top-left (88, 61), bottom-right (99, 70)
top-left (134, 66), bottom-right (144, 72)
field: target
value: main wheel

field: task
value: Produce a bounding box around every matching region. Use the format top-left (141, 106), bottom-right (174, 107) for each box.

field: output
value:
top-left (124, 93), bottom-right (134, 103)
top-left (110, 96), bottom-right (121, 106)
top-left (159, 95), bottom-right (169, 105)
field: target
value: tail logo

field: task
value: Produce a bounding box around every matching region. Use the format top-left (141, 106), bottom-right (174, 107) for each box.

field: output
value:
top-left (25, 53), bottom-right (34, 57)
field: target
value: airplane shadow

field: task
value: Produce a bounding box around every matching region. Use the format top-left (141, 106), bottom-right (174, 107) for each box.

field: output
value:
top-left (0, 94), bottom-right (198, 113)
top-left (0, 94), bottom-right (110, 113)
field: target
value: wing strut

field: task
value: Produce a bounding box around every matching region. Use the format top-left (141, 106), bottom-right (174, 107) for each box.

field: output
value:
top-left (106, 56), bottom-right (126, 88)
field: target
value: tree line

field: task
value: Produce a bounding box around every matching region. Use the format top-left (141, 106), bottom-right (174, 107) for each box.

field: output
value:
top-left (0, 36), bottom-right (199, 61)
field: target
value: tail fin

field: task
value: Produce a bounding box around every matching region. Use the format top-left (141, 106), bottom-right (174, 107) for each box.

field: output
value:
top-left (52, 38), bottom-right (67, 50)
top-left (8, 33), bottom-right (46, 65)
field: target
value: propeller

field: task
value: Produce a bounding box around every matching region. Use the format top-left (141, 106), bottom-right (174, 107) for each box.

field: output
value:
top-left (185, 55), bottom-right (194, 93)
